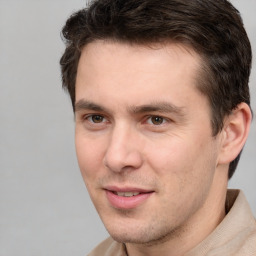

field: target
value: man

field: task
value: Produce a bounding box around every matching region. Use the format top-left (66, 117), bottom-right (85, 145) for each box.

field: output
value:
top-left (60, 0), bottom-right (256, 255)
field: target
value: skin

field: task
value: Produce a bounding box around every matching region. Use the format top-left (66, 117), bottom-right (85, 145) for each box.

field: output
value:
top-left (74, 40), bottom-right (250, 256)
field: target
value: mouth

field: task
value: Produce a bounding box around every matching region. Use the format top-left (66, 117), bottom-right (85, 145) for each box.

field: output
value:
top-left (104, 187), bottom-right (154, 209)
top-left (113, 191), bottom-right (141, 197)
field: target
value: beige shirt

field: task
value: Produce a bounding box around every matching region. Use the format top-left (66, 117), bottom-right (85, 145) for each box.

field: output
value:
top-left (87, 190), bottom-right (256, 256)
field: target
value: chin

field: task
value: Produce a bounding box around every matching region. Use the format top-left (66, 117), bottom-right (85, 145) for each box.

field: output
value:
top-left (110, 232), bottom-right (150, 244)
top-left (104, 222), bottom-right (148, 244)
top-left (106, 222), bottom-right (177, 246)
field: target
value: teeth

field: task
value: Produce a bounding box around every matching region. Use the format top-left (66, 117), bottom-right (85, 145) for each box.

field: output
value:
top-left (116, 192), bottom-right (140, 197)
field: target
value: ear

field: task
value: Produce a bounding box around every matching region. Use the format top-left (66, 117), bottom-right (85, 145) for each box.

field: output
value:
top-left (218, 103), bottom-right (252, 165)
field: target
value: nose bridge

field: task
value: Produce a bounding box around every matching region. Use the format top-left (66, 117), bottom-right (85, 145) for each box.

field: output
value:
top-left (103, 121), bottom-right (142, 172)
top-left (110, 122), bottom-right (131, 151)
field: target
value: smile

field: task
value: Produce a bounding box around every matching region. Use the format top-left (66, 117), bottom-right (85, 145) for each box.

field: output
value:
top-left (113, 191), bottom-right (140, 197)
top-left (105, 187), bottom-right (154, 209)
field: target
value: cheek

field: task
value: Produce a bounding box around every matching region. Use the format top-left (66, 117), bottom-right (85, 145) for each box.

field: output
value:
top-left (146, 138), bottom-right (190, 175)
top-left (145, 140), bottom-right (189, 199)
top-left (146, 136), bottom-right (216, 189)
top-left (75, 135), bottom-right (105, 181)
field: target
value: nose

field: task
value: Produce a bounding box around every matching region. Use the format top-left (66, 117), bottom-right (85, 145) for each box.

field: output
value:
top-left (103, 125), bottom-right (143, 173)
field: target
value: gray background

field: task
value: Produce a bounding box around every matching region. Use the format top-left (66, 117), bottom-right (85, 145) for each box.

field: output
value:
top-left (0, 0), bottom-right (255, 255)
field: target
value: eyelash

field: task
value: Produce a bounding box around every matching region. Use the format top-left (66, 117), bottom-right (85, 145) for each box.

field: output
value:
top-left (145, 115), bottom-right (168, 126)
top-left (85, 114), bottom-right (107, 123)
top-left (83, 114), bottom-right (169, 126)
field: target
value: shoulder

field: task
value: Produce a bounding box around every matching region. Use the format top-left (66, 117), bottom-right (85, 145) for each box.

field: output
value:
top-left (186, 190), bottom-right (256, 256)
top-left (87, 237), bottom-right (126, 256)
top-left (233, 224), bottom-right (256, 255)
top-left (212, 190), bottom-right (256, 255)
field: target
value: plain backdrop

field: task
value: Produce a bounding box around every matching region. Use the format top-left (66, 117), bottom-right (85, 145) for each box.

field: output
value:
top-left (0, 0), bottom-right (255, 255)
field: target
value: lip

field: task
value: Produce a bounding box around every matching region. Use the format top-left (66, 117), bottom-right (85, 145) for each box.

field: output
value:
top-left (104, 186), bottom-right (154, 210)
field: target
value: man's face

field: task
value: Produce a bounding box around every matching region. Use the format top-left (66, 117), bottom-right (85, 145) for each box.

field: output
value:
top-left (75, 41), bottom-right (224, 244)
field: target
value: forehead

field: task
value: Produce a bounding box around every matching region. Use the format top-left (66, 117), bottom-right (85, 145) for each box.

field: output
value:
top-left (76, 40), bottom-right (206, 111)
top-left (79, 40), bottom-right (201, 72)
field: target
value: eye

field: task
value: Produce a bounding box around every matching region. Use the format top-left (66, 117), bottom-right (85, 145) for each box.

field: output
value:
top-left (87, 114), bottom-right (106, 123)
top-left (147, 116), bottom-right (167, 125)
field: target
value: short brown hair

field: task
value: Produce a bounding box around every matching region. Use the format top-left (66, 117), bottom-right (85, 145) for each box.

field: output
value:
top-left (60, 0), bottom-right (252, 179)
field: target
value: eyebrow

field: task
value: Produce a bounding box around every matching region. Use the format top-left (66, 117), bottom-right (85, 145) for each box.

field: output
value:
top-left (75, 99), bottom-right (186, 116)
top-left (75, 100), bottom-right (107, 113)
top-left (128, 102), bottom-right (185, 116)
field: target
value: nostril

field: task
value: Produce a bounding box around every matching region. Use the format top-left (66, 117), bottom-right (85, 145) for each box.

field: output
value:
top-left (103, 150), bottom-right (143, 173)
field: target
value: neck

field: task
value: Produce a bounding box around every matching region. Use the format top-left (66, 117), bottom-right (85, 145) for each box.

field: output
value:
top-left (125, 167), bottom-right (228, 256)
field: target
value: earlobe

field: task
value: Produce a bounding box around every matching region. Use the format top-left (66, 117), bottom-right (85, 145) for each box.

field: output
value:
top-left (218, 103), bottom-right (252, 165)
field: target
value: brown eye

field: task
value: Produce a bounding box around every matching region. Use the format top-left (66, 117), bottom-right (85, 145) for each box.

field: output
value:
top-left (149, 116), bottom-right (164, 125)
top-left (89, 115), bottom-right (105, 123)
